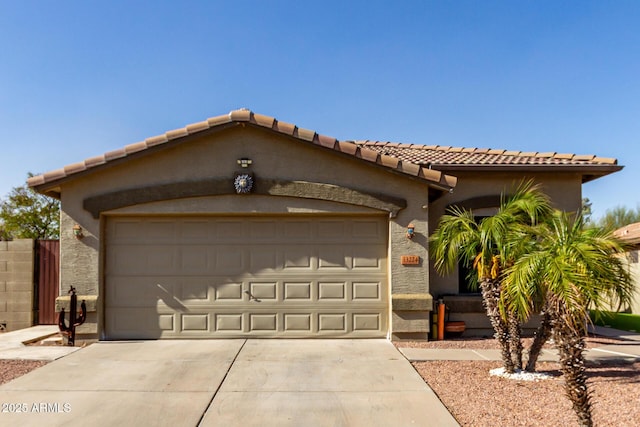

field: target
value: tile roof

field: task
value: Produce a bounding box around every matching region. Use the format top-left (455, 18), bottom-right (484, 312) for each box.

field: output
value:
top-left (353, 141), bottom-right (619, 167)
top-left (27, 109), bottom-right (457, 192)
top-left (28, 109), bottom-right (621, 193)
top-left (614, 222), bottom-right (640, 246)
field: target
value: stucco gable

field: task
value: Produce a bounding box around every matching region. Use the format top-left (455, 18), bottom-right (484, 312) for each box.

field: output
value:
top-left (28, 109), bottom-right (457, 196)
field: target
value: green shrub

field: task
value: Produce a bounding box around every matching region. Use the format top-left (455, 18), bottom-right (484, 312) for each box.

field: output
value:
top-left (590, 310), bottom-right (640, 332)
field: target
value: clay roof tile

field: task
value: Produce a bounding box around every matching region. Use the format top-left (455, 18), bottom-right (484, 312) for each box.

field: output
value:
top-left (84, 155), bottom-right (106, 168)
top-left (124, 141), bottom-right (148, 155)
top-left (185, 120), bottom-right (210, 134)
top-left (295, 127), bottom-right (316, 142)
top-left (337, 141), bottom-right (358, 155)
top-left (253, 113), bottom-right (275, 129)
top-left (358, 147), bottom-right (380, 163)
top-left (317, 133), bottom-right (338, 149)
top-left (145, 134), bottom-right (169, 147)
top-left (63, 162), bottom-right (87, 175)
top-left (401, 162), bottom-right (420, 176)
top-left (207, 114), bottom-right (232, 127)
top-left (104, 148), bottom-right (127, 161)
top-left (229, 109), bottom-right (251, 122)
top-left (165, 128), bottom-right (189, 140)
top-left (274, 120), bottom-right (296, 136)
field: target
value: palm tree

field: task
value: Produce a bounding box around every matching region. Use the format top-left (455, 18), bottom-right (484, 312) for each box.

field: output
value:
top-left (430, 182), bottom-right (551, 373)
top-left (503, 211), bottom-right (633, 427)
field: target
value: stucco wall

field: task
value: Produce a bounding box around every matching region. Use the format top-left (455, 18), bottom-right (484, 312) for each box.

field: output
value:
top-left (0, 239), bottom-right (34, 331)
top-left (428, 171), bottom-right (584, 298)
top-left (57, 126), bottom-right (435, 338)
top-left (621, 250), bottom-right (640, 314)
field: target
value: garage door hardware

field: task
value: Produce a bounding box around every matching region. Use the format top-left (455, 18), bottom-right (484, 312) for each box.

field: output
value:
top-left (244, 290), bottom-right (261, 302)
top-left (58, 286), bottom-right (87, 346)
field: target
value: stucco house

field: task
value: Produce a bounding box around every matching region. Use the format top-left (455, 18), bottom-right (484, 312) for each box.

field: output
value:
top-left (28, 109), bottom-right (621, 340)
top-left (614, 222), bottom-right (640, 314)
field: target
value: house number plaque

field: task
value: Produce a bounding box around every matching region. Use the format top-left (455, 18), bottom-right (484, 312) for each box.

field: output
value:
top-left (400, 255), bottom-right (420, 265)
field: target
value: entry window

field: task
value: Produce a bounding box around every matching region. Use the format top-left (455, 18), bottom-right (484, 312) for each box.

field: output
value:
top-left (458, 215), bottom-right (490, 294)
top-left (458, 260), bottom-right (478, 294)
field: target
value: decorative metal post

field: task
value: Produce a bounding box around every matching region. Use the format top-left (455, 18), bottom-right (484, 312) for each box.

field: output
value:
top-left (58, 286), bottom-right (87, 346)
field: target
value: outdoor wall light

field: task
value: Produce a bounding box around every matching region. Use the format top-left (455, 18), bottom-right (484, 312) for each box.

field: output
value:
top-left (406, 223), bottom-right (415, 239)
top-left (72, 224), bottom-right (84, 240)
top-left (237, 158), bottom-right (253, 168)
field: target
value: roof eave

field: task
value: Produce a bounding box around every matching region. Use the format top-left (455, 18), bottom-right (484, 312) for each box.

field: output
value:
top-left (28, 111), bottom-right (457, 195)
top-left (430, 164), bottom-right (623, 183)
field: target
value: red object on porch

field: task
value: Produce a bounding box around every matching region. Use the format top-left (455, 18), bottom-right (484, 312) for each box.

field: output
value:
top-left (437, 301), bottom-right (445, 340)
top-left (36, 240), bottom-right (59, 325)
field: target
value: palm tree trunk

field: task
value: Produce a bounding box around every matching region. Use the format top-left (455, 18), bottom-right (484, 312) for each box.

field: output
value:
top-left (552, 319), bottom-right (592, 427)
top-left (479, 279), bottom-right (515, 373)
top-left (508, 311), bottom-right (523, 370)
top-left (525, 307), bottom-right (553, 372)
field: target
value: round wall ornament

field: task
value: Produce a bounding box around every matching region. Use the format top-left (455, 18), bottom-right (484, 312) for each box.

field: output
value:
top-left (234, 173), bottom-right (254, 194)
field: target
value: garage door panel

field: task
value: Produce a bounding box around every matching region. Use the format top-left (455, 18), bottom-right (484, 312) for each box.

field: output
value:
top-left (214, 282), bottom-right (243, 300)
top-left (146, 220), bottom-right (177, 240)
top-left (215, 314), bottom-right (243, 331)
top-left (353, 313), bottom-right (381, 331)
top-left (283, 220), bottom-right (312, 239)
top-left (107, 308), bottom-right (176, 337)
top-left (317, 220), bottom-right (346, 237)
top-left (107, 246), bottom-right (178, 275)
top-left (108, 219), bottom-right (144, 242)
top-left (107, 278), bottom-right (174, 307)
top-left (181, 314), bottom-right (209, 332)
top-left (105, 216), bottom-right (388, 339)
top-left (353, 246), bottom-right (385, 269)
top-left (181, 219), bottom-right (215, 240)
top-left (318, 282), bottom-right (346, 300)
top-left (317, 247), bottom-right (348, 269)
top-left (179, 280), bottom-right (211, 301)
top-left (283, 249), bottom-right (313, 269)
top-left (215, 247), bottom-right (245, 275)
top-left (353, 282), bottom-right (381, 300)
top-left (249, 282), bottom-right (277, 300)
top-left (179, 246), bottom-right (214, 273)
top-left (215, 220), bottom-right (243, 240)
top-left (250, 314), bottom-right (277, 331)
top-left (249, 220), bottom-right (278, 239)
top-left (352, 219), bottom-right (384, 239)
top-left (283, 314), bottom-right (312, 331)
top-left (284, 282), bottom-right (312, 300)
top-left (249, 248), bottom-right (279, 272)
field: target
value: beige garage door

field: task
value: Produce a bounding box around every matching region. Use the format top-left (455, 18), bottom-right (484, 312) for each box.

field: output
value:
top-left (104, 215), bottom-right (388, 339)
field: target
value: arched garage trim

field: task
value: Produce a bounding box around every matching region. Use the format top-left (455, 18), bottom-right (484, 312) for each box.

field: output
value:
top-left (83, 178), bottom-right (407, 218)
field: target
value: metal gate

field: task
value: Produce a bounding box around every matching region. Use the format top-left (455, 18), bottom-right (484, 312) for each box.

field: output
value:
top-left (35, 240), bottom-right (59, 325)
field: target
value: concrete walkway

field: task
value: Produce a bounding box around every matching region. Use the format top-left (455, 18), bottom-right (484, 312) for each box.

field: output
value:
top-left (398, 326), bottom-right (640, 363)
top-left (0, 326), bottom-right (80, 361)
top-left (0, 339), bottom-right (459, 427)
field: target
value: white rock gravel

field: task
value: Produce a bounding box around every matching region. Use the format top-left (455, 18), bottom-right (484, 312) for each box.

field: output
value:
top-left (489, 367), bottom-right (554, 381)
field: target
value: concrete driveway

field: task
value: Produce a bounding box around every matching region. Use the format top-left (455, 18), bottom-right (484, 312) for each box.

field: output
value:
top-left (0, 339), bottom-right (458, 427)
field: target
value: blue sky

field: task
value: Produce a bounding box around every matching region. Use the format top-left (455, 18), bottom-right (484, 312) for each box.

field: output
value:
top-left (1, 1), bottom-right (638, 220)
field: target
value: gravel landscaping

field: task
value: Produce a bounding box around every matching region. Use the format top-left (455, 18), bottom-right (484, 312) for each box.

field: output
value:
top-left (400, 336), bottom-right (640, 427)
top-left (0, 360), bottom-right (48, 385)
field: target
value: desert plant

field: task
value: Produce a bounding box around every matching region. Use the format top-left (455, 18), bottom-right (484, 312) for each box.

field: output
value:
top-left (503, 211), bottom-right (634, 426)
top-left (430, 182), bottom-right (551, 373)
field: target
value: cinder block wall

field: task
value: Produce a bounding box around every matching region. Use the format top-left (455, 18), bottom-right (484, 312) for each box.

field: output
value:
top-left (0, 239), bottom-right (35, 331)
